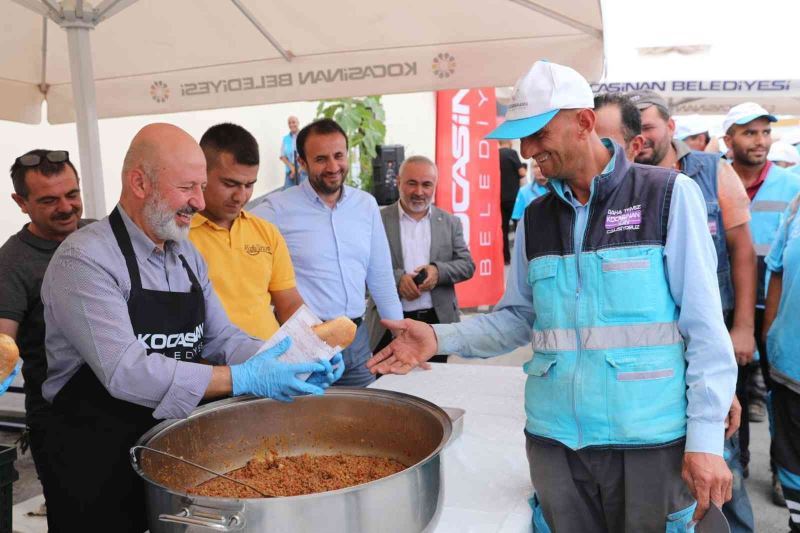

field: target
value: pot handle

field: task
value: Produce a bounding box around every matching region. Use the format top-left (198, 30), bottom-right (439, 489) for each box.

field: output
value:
top-left (159, 508), bottom-right (243, 531)
top-left (442, 406), bottom-right (465, 447)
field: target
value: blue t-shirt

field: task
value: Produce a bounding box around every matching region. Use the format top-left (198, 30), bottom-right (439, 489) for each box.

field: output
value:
top-left (511, 182), bottom-right (549, 221)
top-left (281, 133), bottom-right (307, 187)
top-left (765, 193), bottom-right (800, 389)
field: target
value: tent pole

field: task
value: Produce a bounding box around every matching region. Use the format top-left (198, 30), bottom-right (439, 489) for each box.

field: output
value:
top-left (64, 22), bottom-right (106, 219)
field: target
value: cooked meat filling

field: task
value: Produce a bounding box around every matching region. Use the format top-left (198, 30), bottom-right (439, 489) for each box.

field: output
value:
top-left (189, 452), bottom-right (407, 498)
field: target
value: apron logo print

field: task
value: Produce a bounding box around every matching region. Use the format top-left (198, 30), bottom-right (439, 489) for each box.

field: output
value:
top-left (605, 205), bottom-right (642, 234)
top-left (138, 324), bottom-right (204, 350)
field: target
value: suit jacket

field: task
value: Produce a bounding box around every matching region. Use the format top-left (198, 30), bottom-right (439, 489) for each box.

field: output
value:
top-left (365, 202), bottom-right (475, 350)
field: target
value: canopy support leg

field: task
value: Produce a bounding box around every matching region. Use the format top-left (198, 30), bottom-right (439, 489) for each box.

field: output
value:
top-left (65, 23), bottom-right (106, 218)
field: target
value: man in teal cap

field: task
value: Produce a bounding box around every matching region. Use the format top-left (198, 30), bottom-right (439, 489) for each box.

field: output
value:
top-left (368, 60), bottom-right (737, 531)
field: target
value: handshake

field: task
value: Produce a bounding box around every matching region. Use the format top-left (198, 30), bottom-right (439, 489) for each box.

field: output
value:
top-left (230, 317), bottom-right (355, 402)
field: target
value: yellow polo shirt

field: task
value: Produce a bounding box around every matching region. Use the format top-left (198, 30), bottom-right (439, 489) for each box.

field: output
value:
top-left (189, 210), bottom-right (296, 339)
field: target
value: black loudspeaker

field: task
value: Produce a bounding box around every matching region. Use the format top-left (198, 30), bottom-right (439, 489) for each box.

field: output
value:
top-left (372, 144), bottom-right (404, 206)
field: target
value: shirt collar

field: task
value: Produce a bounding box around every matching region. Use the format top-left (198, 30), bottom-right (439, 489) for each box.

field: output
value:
top-left (190, 209), bottom-right (248, 230)
top-left (300, 177), bottom-right (348, 207)
top-left (398, 200), bottom-right (431, 221)
top-left (17, 223), bottom-right (60, 251)
top-left (746, 161), bottom-right (773, 200)
top-left (599, 138), bottom-right (617, 174)
top-left (116, 204), bottom-right (174, 260)
top-left (562, 184), bottom-right (584, 208)
top-left (17, 219), bottom-right (91, 251)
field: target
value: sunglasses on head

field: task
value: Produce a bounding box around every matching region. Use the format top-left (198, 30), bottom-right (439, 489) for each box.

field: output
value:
top-left (15, 150), bottom-right (70, 168)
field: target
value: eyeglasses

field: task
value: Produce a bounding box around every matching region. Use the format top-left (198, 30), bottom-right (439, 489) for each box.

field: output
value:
top-left (15, 150), bottom-right (70, 168)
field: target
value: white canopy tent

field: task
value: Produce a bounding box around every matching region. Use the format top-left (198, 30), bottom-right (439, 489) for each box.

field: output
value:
top-left (592, 0), bottom-right (800, 116)
top-left (1, 0), bottom-right (604, 218)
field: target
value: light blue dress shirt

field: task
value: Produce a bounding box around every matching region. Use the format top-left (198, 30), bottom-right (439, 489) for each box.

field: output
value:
top-left (252, 179), bottom-right (403, 322)
top-left (434, 148), bottom-right (736, 456)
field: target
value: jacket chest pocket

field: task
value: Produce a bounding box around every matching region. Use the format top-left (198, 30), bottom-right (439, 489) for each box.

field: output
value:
top-left (598, 249), bottom-right (658, 323)
top-left (705, 200), bottom-right (722, 239)
top-left (528, 257), bottom-right (558, 328)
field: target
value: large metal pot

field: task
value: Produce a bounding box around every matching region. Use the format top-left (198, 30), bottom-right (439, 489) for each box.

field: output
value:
top-left (131, 388), bottom-right (452, 532)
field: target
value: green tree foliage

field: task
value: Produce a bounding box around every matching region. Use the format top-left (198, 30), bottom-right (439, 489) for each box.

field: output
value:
top-left (316, 96), bottom-right (386, 191)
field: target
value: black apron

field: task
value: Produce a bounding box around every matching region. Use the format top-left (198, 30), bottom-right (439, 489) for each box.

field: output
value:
top-left (44, 208), bottom-right (205, 533)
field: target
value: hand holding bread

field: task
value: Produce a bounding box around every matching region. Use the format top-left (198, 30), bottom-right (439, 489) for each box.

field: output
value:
top-left (0, 333), bottom-right (20, 382)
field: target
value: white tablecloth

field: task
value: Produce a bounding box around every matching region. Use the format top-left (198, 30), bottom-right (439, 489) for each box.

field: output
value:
top-left (369, 363), bottom-right (533, 533)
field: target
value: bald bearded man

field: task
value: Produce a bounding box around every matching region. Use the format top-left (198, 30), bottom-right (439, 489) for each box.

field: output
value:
top-left (39, 124), bottom-right (339, 532)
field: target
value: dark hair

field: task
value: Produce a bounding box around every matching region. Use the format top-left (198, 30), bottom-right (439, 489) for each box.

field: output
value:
top-left (593, 93), bottom-right (642, 143)
top-left (199, 123), bottom-right (260, 168)
top-left (686, 132), bottom-right (711, 145)
top-left (296, 118), bottom-right (349, 162)
top-left (9, 149), bottom-right (79, 198)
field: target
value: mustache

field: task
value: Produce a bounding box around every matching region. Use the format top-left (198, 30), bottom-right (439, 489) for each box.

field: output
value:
top-left (177, 205), bottom-right (198, 216)
top-left (52, 207), bottom-right (79, 221)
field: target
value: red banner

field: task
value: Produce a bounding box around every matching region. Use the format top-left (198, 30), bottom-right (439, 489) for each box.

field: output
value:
top-left (435, 88), bottom-right (504, 308)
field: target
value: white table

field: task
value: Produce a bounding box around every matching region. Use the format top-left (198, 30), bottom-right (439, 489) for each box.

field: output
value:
top-left (369, 363), bottom-right (533, 533)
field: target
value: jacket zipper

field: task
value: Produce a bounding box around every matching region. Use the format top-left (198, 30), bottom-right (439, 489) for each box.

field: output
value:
top-left (559, 189), bottom-right (591, 449)
top-left (573, 206), bottom-right (589, 448)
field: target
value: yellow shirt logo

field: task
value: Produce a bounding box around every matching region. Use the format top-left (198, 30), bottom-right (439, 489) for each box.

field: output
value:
top-left (244, 244), bottom-right (272, 256)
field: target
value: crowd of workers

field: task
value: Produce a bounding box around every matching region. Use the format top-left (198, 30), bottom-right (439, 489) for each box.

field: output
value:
top-left (0, 58), bottom-right (799, 532)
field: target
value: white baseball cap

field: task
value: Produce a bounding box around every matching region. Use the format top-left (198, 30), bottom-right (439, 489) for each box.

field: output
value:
top-left (781, 128), bottom-right (800, 147)
top-left (768, 141), bottom-right (800, 165)
top-left (674, 115), bottom-right (709, 140)
top-left (722, 102), bottom-right (777, 134)
top-left (486, 60), bottom-right (594, 140)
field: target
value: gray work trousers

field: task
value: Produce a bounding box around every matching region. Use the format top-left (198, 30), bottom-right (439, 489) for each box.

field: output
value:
top-left (526, 432), bottom-right (696, 532)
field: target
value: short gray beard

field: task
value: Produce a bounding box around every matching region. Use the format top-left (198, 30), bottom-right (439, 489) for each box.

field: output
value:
top-left (402, 197), bottom-right (431, 214)
top-left (143, 194), bottom-right (190, 242)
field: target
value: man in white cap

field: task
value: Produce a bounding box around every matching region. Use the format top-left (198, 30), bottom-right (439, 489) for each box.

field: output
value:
top-left (724, 102), bottom-right (800, 506)
top-left (769, 140), bottom-right (800, 170)
top-left (784, 130), bottom-right (800, 176)
top-left (627, 88), bottom-right (757, 532)
top-left (368, 60), bottom-right (737, 531)
top-left (674, 115), bottom-right (715, 152)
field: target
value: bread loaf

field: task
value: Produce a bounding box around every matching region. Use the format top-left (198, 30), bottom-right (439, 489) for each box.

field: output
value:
top-left (311, 317), bottom-right (357, 350)
top-left (0, 333), bottom-right (20, 382)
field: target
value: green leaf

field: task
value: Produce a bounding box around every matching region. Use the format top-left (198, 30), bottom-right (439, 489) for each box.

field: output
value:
top-left (362, 136), bottom-right (377, 157)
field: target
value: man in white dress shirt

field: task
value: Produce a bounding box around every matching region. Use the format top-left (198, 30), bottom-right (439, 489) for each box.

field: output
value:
top-left (366, 156), bottom-right (475, 360)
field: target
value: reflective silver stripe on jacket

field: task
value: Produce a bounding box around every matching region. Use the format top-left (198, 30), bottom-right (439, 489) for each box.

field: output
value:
top-left (751, 200), bottom-right (789, 212)
top-left (533, 321), bottom-right (682, 352)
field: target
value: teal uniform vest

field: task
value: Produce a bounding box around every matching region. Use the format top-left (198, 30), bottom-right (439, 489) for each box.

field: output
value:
top-left (749, 164), bottom-right (800, 307)
top-left (680, 151), bottom-right (734, 312)
top-left (522, 147), bottom-right (686, 449)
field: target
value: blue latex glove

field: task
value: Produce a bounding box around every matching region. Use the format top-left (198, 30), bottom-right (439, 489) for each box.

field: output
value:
top-left (307, 353), bottom-right (345, 388)
top-left (0, 362), bottom-right (21, 395)
top-left (231, 338), bottom-right (327, 402)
